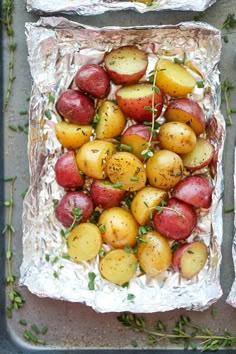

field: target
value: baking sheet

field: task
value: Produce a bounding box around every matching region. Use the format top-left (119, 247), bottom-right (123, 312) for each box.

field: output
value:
top-left (2, 0), bottom-right (236, 351)
top-left (25, 0), bottom-right (217, 15)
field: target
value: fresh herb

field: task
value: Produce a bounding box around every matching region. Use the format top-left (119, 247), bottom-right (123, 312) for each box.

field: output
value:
top-left (174, 53), bottom-right (186, 65)
top-left (19, 109), bottom-right (28, 115)
top-left (21, 188), bottom-right (28, 199)
top-left (53, 271), bottom-right (59, 279)
top-left (124, 245), bottom-right (132, 253)
top-left (3, 177), bottom-right (25, 317)
top-left (193, 12), bottom-right (205, 21)
top-left (221, 80), bottom-right (234, 126)
top-left (222, 14), bottom-right (236, 43)
top-left (2, 0), bottom-right (16, 110)
top-left (23, 330), bottom-right (46, 345)
top-left (40, 325), bottom-right (48, 335)
top-left (92, 113), bottom-right (100, 127)
top-left (224, 206), bottom-right (234, 213)
top-left (90, 209), bottom-right (101, 224)
top-left (19, 319), bottom-right (27, 326)
top-left (48, 94), bottom-right (55, 104)
top-left (130, 176), bottom-right (139, 181)
top-left (61, 207), bottom-right (83, 237)
top-left (138, 225), bottom-right (151, 236)
top-left (99, 224), bottom-right (106, 232)
top-left (146, 1), bottom-right (154, 6)
top-left (120, 143), bottom-right (133, 152)
top-left (88, 272), bottom-right (96, 290)
top-left (99, 249), bottom-right (106, 257)
top-left (117, 313), bottom-right (236, 351)
top-left (196, 80), bottom-right (204, 88)
top-left (127, 294), bottom-right (135, 302)
top-left (113, 182), bottom-right (123, 188)
top-left (45, 254), bottom-right (50, 262)
top-left (44, 109), bottom-right (52, 120)
top-left (31, 324), bottom-right (40, 335)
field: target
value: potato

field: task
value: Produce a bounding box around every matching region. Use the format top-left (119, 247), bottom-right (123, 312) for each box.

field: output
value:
top-left (146, 150), bottom-right (183, 190)
top-left (56, 89), bottom-right (95, 125)
top-left (137, 230), bottom-right (172, 277)
top-left (67, 223), bottom-right (102, 262)
top-left (159, 121), bottom-right (197, 154)
top-left (172, 241), bottom-right (208, 279)
top-left (98, 207), bottom-right (138, 248)
top-left (76, 140), bottom-right (116, 179)
top-left (55, 121), bottom-right (92, 150)
top-left (90, 179), bottom-right (126, 209)
top-left (116, 83), bottom-right (163, 122)
top-left (74, 64), bottom-right (110, 99)
top-left (153, 198), bottom-right (197, 241)
top-left (164, 98), bottom-right (206, 135)
top-left (131, 186), bottom-right (168, 225)
top-left (55, 151), bottom-right (84, 189)
top-left (55, 191), bottom-right (94, 227)
top-left (95, 101), bottom-right (126, 140)
top-left (172, 175), bottom-right (213, 209)
top-left (100, 249), bottom-right (138, 286)
top-left (181, 138), bottom-right (214, 170)
top-left (104, 46), bottom-right (148, 85)
top-left (106, 151), bottom-right (146, 192)
top-left (155, 59), bottom-right (196, 97)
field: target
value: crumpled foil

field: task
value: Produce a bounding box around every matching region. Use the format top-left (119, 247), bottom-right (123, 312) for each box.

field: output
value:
top-left (25, 0), bottom-right (217, 15)
top-left (226, 149), bottom-right (236, 307)
top-left (20, 17), bottom-right (225, 313)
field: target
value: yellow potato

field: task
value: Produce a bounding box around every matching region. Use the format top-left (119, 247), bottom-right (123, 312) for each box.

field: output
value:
top-left (159, 121), bottom-right (197, 154)
top-left (55, 121), bottom-right (92, 150)
top-left (131, 186), bottom-right (168, 225)
top-left (106, 151), bottom-right (146, 192)
top-left (137, 230), bottom-right (172, 276)
top-left (99, 207), bottom-right (138, 248)
top-left (155, 58), bottom-right (196, 97)
top-left (67, 223), bottom-right (102, 262)
top-left (95, 101), bottom-right (126, 139)
top-left (100, 249), bottom-right (138, 285)
top-left (146, 150), bottom-right (183, 190)
top-left (76, 140), bottom-right (116, 179)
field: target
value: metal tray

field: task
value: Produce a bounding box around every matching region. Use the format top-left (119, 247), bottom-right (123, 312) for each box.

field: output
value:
top-left (1, 0), bottom-right (236, 352)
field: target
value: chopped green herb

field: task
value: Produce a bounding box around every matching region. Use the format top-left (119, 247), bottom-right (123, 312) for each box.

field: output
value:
top-left (53, 271), bottom-right (59, 278)
top-left (45, 254), bottom-right (50, 262)
top-left (130, 176), bottom-right (139, 181)
top-left (99, 249), bottom-right (106, 257)
top-left (224, 206), bottom-right (234, 213)
top-left (88, 272), bottom-right (96, 290)
top-left (196, 80), bottom-right (204, 88)
top-left (127, 293), bottom-right (135, 301)
top-left (19, 319), bottom-right (27, 326)
top-left (174, 53), bottom-right (186, 65)
top-left (48, 94), bottom-right (55, 104)
top-left (113, 182), bottom-right (123, 188)
top-left (124, 245), bottom-right (132, 253)
top-left (99, 224), bottom-right (106, 232)
top-left (45, 109), bottom-right (52, 120)
top-left (41, 325), bottom-right (48, 335)
top-left (19, 109), bottom-right (28, 115)
top-left (31, 324), bottom-right (40, 335)
top-left (120, 143), bottom-right (133, 152)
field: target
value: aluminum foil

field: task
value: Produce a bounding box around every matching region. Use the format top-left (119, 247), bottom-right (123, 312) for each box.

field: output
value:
top-left (20, 17), bottom-right (225, 313)
top-left (25, 0), bottom-right (217, 15)
top-left (226, 148), bottom-right (236, 307)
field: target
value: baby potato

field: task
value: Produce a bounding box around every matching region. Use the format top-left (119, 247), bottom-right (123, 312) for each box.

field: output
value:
top-left (98, 207), bottom-right (138, 248)
top-left (76, 140), bottom-right (116, 179)
top-left (137, 230), bottom-right (172, 277)
top-left (159, 121), bottom-right (197, 154)
top-left (95, 101), bottom-right (126, 140)
top-left (155, 58), bottom-right (196, 97)
top-left (67, 223), bottom-right (102, 262)
top-left (55, 121), bottom-right (92, 150)
top-left (131, 186), bottom-right (168, 225)
top-left (106, 151), bottom-right (146, 192)
top-left (100, 249), bottom-right (138, 286)
top-left (146, 150), bottom-right (183, 190)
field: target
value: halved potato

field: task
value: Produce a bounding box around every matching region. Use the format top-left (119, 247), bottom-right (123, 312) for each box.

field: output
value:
top-left (55, 121), bottom-right (92, 149)
top-left (155, 58), bottom-right (196, 97)
top-left (67, 223), bottom-right (102, 262)
top-left (100, 249), bottom-right (138, 286)
top-left (181, 137), bottom-right (214, 170)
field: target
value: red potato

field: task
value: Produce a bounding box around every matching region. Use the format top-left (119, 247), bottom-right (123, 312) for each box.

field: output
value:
top-left (181, 138), bottom-right (214, 170)
top-left (116, 83), bottom-right (163, 122)
top-left (56, 89), bottom-right (95, 125)
top-left (90, 179), bottom-right (126, 209)
top-left (172, 241), bottom-right (208, 279)
top-left (164, 98), bottom-right (206, 136)
top-left (55, 151), bottom-right (84, 189)
top-left (74, 64), bottom-right (110, 99)
top-left (104, 46), bottom-right (148, 85)
top-left (55, 191), bottom-right (93, 227)
top-left (172, 175), bottom-right (213, 209)
top-left (120, 123), bottom-right (158, 161)
top-left (153, 198), bottom-right (197, 241)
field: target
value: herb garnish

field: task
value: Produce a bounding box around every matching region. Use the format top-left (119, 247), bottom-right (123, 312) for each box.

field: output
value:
top-left (221, 80), bottom-right (234, 126)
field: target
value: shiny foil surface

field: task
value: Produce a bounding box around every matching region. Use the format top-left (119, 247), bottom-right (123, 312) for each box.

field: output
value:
top-left (25, 0), bottom-right (217, 15)
top-left (20, 17), bottom-right (225, 313)
top-left (226, 148), bottom-right (236, 308)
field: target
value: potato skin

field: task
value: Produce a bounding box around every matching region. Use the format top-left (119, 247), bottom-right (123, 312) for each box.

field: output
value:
top-left (159, 121), bottom-right (197, 154)
top-left (146, 150), bottom-right (183, 190)
top-left (56, 89), bottom-right (95, 125)
top-left (75, 64), bottom-right (110, 99)
top-left (90, 179), bottom-right (126, 209)
top-left (55, 151), bottom-right (84, 189)
top-left (67, 223), bottom-right (102, 262)
top-left (76, 140), bottom-right (116, 179)
top-left (137, 230), bottom-right (172, 277)
top-left (55, 121), bottom-right (92, 150)
top-left (98, 207), bottom-right (138, 248)
top-left (107, 151), bottom-right (146, 192)
top-left (100, 249), bottom-right (138, 286)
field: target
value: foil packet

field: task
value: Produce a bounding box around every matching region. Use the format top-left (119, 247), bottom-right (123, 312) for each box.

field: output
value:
top-left (226, 148), bottom-right (236, 307)
top-left (20, 17), bottom-right (225, 313)
top-left (25, 0), bottom-right (217, 15)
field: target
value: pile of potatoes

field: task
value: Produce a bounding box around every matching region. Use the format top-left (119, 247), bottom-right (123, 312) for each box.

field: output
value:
top-left (53, 45), bottom-right (215, 287)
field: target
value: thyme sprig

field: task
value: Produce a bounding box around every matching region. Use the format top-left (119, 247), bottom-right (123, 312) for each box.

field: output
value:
top-left (117, 313), bottom-right (236, 351)
top-left (3, 176), bottom-right (24, 317)
top-left (221, 80), bottom-right (234, 126)
top-left (61, 207), bottom-right (83, 237)
top-left (222, 14), bottom-right (236, 43)
top-left (2, 0), bottom-right (16, 110)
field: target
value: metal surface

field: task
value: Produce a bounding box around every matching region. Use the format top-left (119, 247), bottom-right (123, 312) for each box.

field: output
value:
top-left (1, 0), bottom-right (236, 352)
